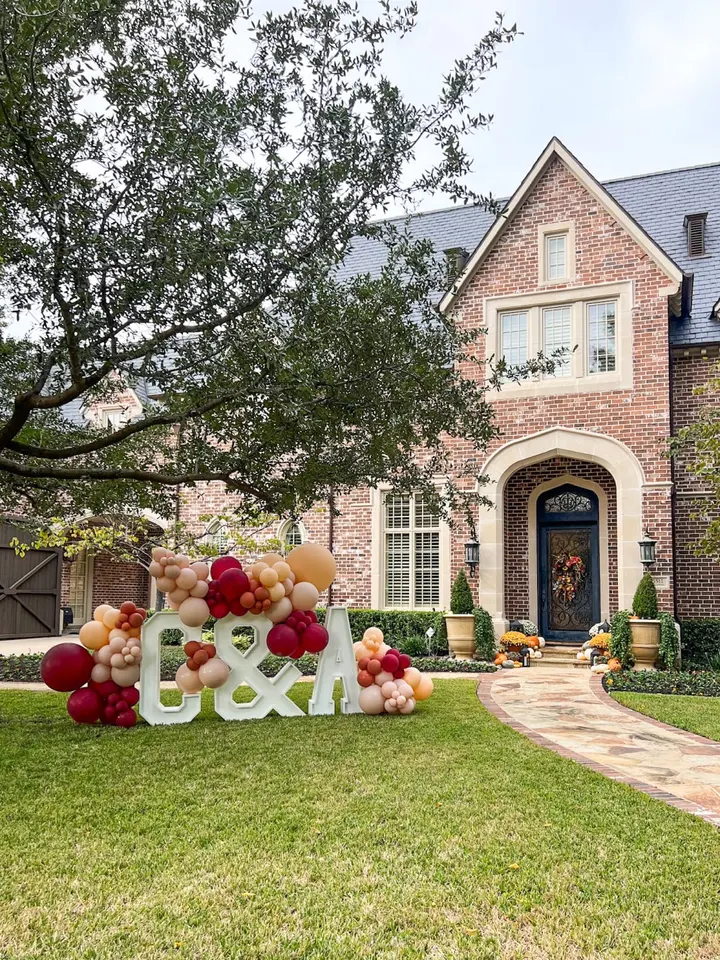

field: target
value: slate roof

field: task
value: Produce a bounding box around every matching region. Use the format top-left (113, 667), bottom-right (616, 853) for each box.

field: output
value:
top-left (338, 160), bottom-right (720, 346)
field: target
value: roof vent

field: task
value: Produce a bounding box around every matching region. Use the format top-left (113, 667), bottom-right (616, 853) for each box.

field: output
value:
top-left (444, 247), bottom-right (469, 278)
top-left (684, 212), bottom-right (707, 258)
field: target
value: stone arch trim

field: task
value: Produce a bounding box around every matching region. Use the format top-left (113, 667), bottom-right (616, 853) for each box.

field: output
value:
top-left (477, 428), bottom-right (646, 634)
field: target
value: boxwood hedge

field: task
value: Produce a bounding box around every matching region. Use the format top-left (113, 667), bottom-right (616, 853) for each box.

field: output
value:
top-left (604, 669), bottom-right (720, 698)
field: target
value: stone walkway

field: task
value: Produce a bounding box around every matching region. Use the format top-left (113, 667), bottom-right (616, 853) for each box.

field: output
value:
top-left (478, 668), bottom-right (720, 828)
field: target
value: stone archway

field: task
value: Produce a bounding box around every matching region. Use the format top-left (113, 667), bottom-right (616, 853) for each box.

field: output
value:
top-left (477, 428), bottom-right (646, 636)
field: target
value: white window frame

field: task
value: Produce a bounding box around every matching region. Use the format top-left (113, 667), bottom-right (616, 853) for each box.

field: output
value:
top-left (382, 491), bottom-right (440, 610)
top-left (279, 518), bottom-right (307, 552)
top-left (499, 310), bottom-right (528, 375)
top-left (206, 518), bottom-right (230, 554)
top-left (370, 485), bottom-right (451, 610)
top-left (101, 406), bottom-right (127, 430)
top-left (542, 305), bottom-right (572, 378)
top-left (484, 280), bottom-right (633, 398)
top-left (538, 221), bottom-right (576, 285)
top-left (586, 300), bottom-right (618, 376)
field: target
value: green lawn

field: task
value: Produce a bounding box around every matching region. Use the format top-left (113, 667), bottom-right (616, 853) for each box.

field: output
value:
top-left (2, 681), bottom-right (720, 959)
top-left (613, 691), bottom-right (720, 742)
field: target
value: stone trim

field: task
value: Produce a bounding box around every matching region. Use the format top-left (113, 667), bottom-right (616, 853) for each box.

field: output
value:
top-left (476, 673), bottom-right (720, 828)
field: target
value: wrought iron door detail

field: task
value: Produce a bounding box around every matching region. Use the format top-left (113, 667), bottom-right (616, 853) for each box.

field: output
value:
top-left (546, 528), bottom-right (593, 633)
top-left (544, 491), bottom-right (593, 514)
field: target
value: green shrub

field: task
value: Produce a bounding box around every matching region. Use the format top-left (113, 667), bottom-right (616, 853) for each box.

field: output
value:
top-left (632, 572), bottom-right (658, 619)
top-left (395, 635), bottom-right (433, 658)
top-left (605, 669), bottom-right (720, 698)
top-left (473, 607), bottom-right (496, 661)
top-left (680, 619), bottom-right (720, 666)
top-left (609, 610), bottom-right (633, 668)
top-left (450, 570), bottom-right (474, 615)
top-left (658, 612), bottom-right (680, 670)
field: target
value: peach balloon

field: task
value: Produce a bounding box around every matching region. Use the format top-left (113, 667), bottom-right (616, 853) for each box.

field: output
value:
top-left (381, 681), bottom-right (398, 698)
top-left (91, 663), bottom-right (111, 683)
top-left (259, 567), bottom-right (279, 588)
top-left (287, 543), bottom-right (336, 591)
top-left (168, 587), bottom-right (190, 605)
top-left (164, 564), bottom-right (180, 579)
top-left (156, 576), bottom-right (175, 593)
top-left (290, 581), bottom-right (319, 611)
top-left (108, 636), bottom-right (126, 653)
top-left (358, 684), bottom-right (385, 715)
top-left (178, 597), bottom-right (210, 628)
top-left (250, 561), bottom-right (268, 579)
top-left (127, 627), bottom-right (141, 639)
top-left (198, 658), bottom-right (230, 689)
top-left (376, 643), bottom-right (390, 659)
top-left (148, 561), bottom-right (164, 578)
top-left (151, 546), bottom-right (169, 561)
top-left (414, 675), bottom-right (434, 701)
top-left (189, 580), bottom-right (209, 598)
top-left (168, 598), bottom-right (181, 610)
top-left (175, 663), bottom-right (204, 694)
top-left (110, 653), bottom-right (126, 668)
top-left (174, 554), bottom-right (190, 568)
top-left (175, 568), bottom-right (198, 591)
top-left (396, 680), bottom-right (415, 699)
top-left (268, 582), bottom-right (286, 602)
top-left (265, 597), bottom-right (291, 624)
top-left (95, 645), bottom-right (114, 666)
top-left (399, 697), bottom-right (416, 714)
top-left (374, 670), bottom-right (394, 687)
top-left (190, 561), bottom-right (210, 581)
top-left (403, 667), bottom-right (422, 690)
top-left (261, 552), bottom-right (284, 567)
top-left (79, 620), bottom-right (110, 651)
top-left (93, 604), bottom-right (112, 623)
top-left (282, 578), bottom-right (294, 596)
top-left (273, 561), bottom-right (291, 580)
top-left (363, 627), bottom-right (384, 645)
top-left (353, 641), bottom-right (373, 661)
top-left (111, 663), bottom-right (140, 686)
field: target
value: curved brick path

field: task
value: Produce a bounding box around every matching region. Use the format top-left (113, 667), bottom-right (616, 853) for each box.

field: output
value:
top-left (478, 668), bottom-right (720, 827)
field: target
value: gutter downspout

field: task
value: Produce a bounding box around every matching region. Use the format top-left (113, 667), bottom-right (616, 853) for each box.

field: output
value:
top-left (327, 490), bottom-right (335, 607)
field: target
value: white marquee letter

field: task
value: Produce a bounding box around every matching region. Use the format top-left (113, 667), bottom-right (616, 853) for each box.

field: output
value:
top-left (309, 606), bottom-right (362, 716)
top-left (139, 611), bottom-right (202, 725)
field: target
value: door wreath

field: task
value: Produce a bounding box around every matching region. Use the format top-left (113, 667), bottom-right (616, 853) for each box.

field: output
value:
top-left (551, 554), bottom-right (586, 604)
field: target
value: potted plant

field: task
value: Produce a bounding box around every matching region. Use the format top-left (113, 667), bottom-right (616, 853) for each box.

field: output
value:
top-left (629, 572), bottom-right (660, 669)
top-left (445, 570), bottom-right (475, 659)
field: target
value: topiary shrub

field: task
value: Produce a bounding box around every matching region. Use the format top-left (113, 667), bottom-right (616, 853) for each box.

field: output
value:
top-left (658, 612), bottom-right (680, 670)
top-left (632, 572), bottom-right (659, 619)
top-left (450, 570), bottom-right (474, 614)
top-left (473, 607), bottom-right (496, 661)
top-left (609, 609), bottom-right (633, 668)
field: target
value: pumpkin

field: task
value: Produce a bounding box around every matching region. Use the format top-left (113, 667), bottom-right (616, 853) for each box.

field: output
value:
top-left (512, 660), bottom-right (522, 668)
top-left (607, 658), bottom-right (622, 672)
top-left (525, 635), bottom-right (540, 648)
top-left (494, 652), bottom-right (508, 664)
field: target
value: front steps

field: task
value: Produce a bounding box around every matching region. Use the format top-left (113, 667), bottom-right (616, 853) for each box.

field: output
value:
top-left (533, 643), bottom-right (589, 668)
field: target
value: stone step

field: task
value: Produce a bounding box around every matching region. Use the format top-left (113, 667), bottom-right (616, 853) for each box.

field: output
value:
top-left (532, 656), bottom-right (589, 669)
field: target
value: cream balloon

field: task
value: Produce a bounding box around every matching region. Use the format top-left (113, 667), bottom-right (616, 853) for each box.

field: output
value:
top-left (358, 684), bottom-right (385, 715)
top-left (286, 542), bottom-right (336, 592)
top-left (353, 641), bottom-right (374, 661)
top-left (175, 567), bottom-right (198, 591)
top-left (189, 579), bottom-right (209, 598)
top-left (250, 561), bottom-right (268, 579)
top-left (102, 608), bottom-right (121, 630)
top-left (363, 627), bottom-right (384, 645)
top-left (79, 620), bottom-right (110, 651)
top-left (273, 561), bottom-right (291, 581)
top-left (175, 663), bottom-right (204, 694)
top-left (290, 581), bottom-right (319, 611)
top-left (108, 628), bottom-right (126, 642)
top-left (266, 597), bottom-right (293, 624)
top-left (93, 604), bottom-right (113, 623)
top-left (178, 597), bottom-right (210, 628)
top-left (168, 587), bottom-right (190, 605)
top-left (259, 567), bottom-right (279, 588)
top-left (198, 658), bottom-right (230, 689)
top-left (190, 561), bottom-right (209, 581)
top-left (413, 675), bottom-right (434, 701)
top-left (261, 552), bottom-right (284, 567)
top-left (111, 663), bottom-right (141, 686)
top-left (268, 582), bottom-right (286, 602)
top-left (90, 663), bottom-right (111, 683)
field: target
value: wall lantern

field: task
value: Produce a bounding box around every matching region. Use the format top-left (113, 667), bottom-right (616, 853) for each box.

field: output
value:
top-left (464, 537), bottom-right (480, 577)
top-left (638, 529), bottom-right (657, 569)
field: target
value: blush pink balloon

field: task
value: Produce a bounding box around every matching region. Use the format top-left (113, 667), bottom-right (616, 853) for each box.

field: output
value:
top-left (190, 561), bottom-right (210, 581)
top-left (399, 696), bottom-right (416, 714)
top-left (384, 698), bottom-right (399, 714)
top-left (266, 597), bottom-right (293, 624)
top-left (164, 564), bottom-right (181, 579)
top-left (156, 576), bottom-right (175, 593)
top-left (290, 580), bottom-right (319, 611)
top-left (178, 597), bottom-right (210, 628)
top-left (175, 568), bottom-right (198, 591)
top-left (111, 663), bottom-right (141, 686)
top-left (396, 680), bottom-right (415, 699)
top-left (169, 588), bottom-right (190, 605)
top-left (358, 684), bottom-right (385, 715)
top-left (109, 636), bottom-right (126, 654)
top-left (282, 578), bottom-right (294, 596)
top-left (95, 645), bottom-right (114, 666)
top-left (374, 670), bottom-right (394, 687)
top-left (175, 663), bottom-right (205, 694)
top-left (110, 653), bottom-right (126, 668)
top-left (189, 580), bottom-right (209, 598)
top-left (91, 663), bottom-right (112, 683)
top-left (148, 560), bottom-right (164, 578)
top-left (381, 681), bottom-right (398, 698)
top-left (198, 658), bottom-right (230, 689)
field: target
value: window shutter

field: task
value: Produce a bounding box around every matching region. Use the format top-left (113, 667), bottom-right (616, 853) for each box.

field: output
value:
top-left (685, 213), bottom-right (707, 258)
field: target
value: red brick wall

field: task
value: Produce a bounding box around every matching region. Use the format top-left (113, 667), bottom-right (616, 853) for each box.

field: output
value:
top-left (61, 556), bottom-right (149, 615)
top-left (504, 457), bottom-right (618, 619)
top-left (672, 352), bottom-right (720, 617)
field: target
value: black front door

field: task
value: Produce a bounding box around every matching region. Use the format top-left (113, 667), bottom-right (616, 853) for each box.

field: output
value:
top-left (538, 485), bottom-right (600, 643)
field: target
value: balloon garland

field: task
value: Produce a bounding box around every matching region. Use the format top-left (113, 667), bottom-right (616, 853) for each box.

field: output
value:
top-left (40, 600), bottom-right (147, 726)
top-left (353, 628), bottom-right (434, 715)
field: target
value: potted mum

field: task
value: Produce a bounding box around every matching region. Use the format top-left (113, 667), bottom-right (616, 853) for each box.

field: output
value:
top-left (445, 570), bottom-right (475, 659)
top-left (629, 572), bottom-right (661, 669)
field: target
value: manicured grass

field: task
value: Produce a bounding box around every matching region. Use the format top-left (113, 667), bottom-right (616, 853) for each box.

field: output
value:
top-left (2, 681), bottom-right (720, 959)
top-left (614, 691), bottom-right (720, 742)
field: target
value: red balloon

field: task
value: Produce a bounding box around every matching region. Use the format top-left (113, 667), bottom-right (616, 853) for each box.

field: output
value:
top-left (393, 668), bottom-right (405, 680)
top-left (103, 705), bottom-right (117, 724)
top-left (41, 643), bottom-right (94, 692)
top-left (306, 610), bottom-right (318, 623)
top-left (115, 699), bottom-right (128, 713)
top-left (211, 556), bottom-right (242, 579)
top-left (302, 623), bottom-right (329, 653)
top-left (267, 624), bottom-right (299, 657)
top-left (128, 612), bottom-right (144, 628)
top-left (388, 648), bottom-right (401, 659)
top-left (120, 601), bottom-right (136, 615)
top-left (367, 659), bottom-right (382, 676)
top-left (107, 693), bottom-right (120, 706)
top-left (67, 687), bottom-right (103, 724)
top-left (218, 567), bottom-right (250, 601)
top-left (120, 686), bottom-right (140, 707)
top-left (357, 669), bottom-right (374, 687)
top-left (358, 657), bottom-right (369, 671)
top-left (186, 657), bottom-right (200, 671)
top-left (193, 650), bottom-right (209, 665)
top-left (203, 644), bottom-right (217, 659)
top-left (115, 710), bottom-right (137, 728)
top-left (381, 653), bottom-right (399, 674)
top-left (290, 643), bottom-right (305, 660)
top-left (89, 679), bottom-right (121, 698)
top-left (184, 641), bottom-right (201, 657)
top-left (209, 600), bottom-right (230, 619)
top-left (398, 653), bottom-right (412, 669)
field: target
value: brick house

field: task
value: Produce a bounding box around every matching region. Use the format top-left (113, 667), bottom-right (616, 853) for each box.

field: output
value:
top-left (65, 139), bottom-right (720, 642)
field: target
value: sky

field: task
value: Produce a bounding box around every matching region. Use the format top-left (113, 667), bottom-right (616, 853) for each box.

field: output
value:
top-left (6, 0), bottom-right (720, 336)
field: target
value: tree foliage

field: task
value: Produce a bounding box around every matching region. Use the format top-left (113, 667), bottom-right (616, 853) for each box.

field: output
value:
top-left (0, 0), bottom-right (539, 536)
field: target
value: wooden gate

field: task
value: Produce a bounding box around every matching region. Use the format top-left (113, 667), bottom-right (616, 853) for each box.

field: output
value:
top-left (0, 522), bottom-right (62, 640)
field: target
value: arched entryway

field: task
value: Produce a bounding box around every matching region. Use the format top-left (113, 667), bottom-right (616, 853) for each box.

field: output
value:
top-left (537, 484), bottom-right (600, 642)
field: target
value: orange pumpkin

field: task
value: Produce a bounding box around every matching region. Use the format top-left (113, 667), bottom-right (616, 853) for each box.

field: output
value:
top-left (525, 635), bottom-right (540, 649)
top-left (607, 658), bottom-right (622, 672)
top-left (494, 652), bottom-right (508, 664)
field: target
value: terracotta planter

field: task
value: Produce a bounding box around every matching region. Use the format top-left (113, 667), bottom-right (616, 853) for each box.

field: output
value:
top-left (445, 614), bottom-right (475, 660)
top-left (630, 619), bottom-right (660, 671)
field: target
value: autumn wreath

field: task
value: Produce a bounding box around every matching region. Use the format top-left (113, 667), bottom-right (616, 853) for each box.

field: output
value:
top-left (551, 554), bottom-right (586, 604)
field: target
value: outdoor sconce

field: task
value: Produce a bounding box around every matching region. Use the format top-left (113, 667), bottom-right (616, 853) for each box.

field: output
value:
top-left (638, 529), bottom-right (657, 569)
top-left (464, 536), bottom-right (480, 577)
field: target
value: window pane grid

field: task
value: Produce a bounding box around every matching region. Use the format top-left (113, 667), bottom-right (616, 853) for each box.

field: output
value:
top-left (500, 311), bottom-right (527, 369)
top-left (384, 493), bottom-right (439, 608)
top-left (587, 301), bottom-right (616, 374)
top-left (543, 306), bottom-right (571, 377)
top-left (546, 234), bottom-right (566, 280)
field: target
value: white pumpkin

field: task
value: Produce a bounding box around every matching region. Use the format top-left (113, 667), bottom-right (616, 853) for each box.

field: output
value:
top-left (538, 637), bottom-right (545, 648)
top-left (535, 650), bottom-right (543, 659)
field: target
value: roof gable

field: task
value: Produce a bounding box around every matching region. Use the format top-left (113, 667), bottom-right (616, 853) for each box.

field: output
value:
top-left (438, 137), bottom-right (684, 314)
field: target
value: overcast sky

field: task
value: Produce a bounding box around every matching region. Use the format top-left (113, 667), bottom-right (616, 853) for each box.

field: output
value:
top-left (384, 0), bottom-right (720, 206)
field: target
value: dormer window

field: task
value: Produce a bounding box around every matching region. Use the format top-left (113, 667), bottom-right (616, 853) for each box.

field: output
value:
top-left (545, 233), bottom-right (567, 280)
top-left (685, 212), bottom-right (707, 258)
top-left (538, 221), bottom-right (575, 284)
top-left (101, 406), bottom-right (127, 430)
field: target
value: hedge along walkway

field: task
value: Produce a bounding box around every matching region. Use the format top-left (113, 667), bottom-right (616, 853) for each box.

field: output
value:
top-left (477, 668), bottom-right (720, 827)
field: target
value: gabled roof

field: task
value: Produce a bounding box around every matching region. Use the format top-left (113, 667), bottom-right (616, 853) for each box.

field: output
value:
top-left (438, 138), bottom-right (684, 314)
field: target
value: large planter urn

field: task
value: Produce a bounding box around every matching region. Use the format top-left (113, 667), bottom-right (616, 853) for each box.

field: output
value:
top-left (445, 614), bottom-right (476, 660)
top-left (630, 619), bottom-right (660, 671)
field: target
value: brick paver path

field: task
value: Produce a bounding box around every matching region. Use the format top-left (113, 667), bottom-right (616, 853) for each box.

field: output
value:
top-left (478, 668), bottom-right (720, 827)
